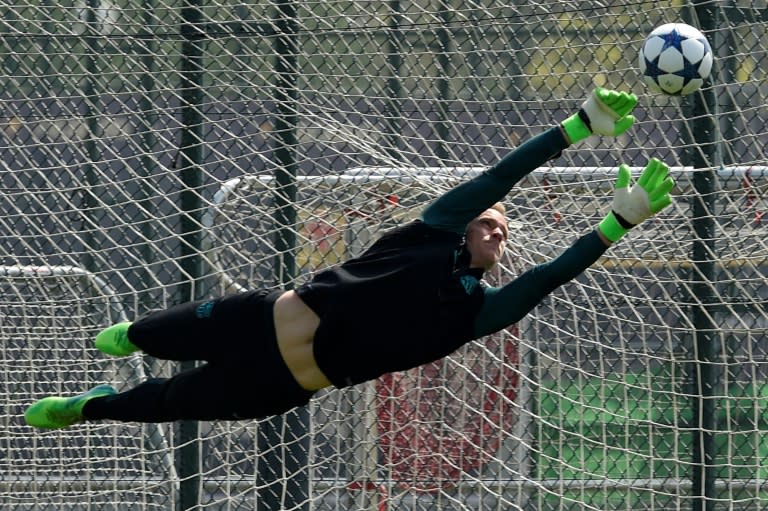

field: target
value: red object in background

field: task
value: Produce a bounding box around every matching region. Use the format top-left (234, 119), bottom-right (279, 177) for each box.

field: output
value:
top-left (375, 330), bottom-right (519, 491)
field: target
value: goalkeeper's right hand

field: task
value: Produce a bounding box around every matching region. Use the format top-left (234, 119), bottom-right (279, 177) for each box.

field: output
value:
top-left (598, 158), bottom-right (675, 243)
top-left (561, 87), bottom-right (638, 144)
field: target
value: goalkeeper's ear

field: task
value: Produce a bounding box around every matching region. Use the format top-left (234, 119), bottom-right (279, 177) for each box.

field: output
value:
top-left (561, 87), bottom-right (638, 144)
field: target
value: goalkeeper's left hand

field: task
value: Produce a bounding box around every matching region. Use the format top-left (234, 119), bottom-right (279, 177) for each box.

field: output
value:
top-left (561, 87), bottom-right (638, 144)
top-left (598, 158), bottom-right (675, 243)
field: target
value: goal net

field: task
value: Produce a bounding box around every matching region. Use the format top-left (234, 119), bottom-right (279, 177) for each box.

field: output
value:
top-left (0, 266), bottom-right (176, 509)
top-left (1, 1), bottom-right (767, 511)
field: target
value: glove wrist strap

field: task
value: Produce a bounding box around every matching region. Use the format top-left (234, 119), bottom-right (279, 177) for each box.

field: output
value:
top-left (598, 212), bottom-right (630, 242)
top-left (561, 112), bottom-right (592, 144)
top-left (612, 211), bottom-right (636, 229)
top-left (577, 109), bottom-right (593, 131)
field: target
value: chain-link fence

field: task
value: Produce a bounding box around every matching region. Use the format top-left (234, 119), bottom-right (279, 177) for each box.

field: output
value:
top-left (1, 1), bottom-right (767, 510)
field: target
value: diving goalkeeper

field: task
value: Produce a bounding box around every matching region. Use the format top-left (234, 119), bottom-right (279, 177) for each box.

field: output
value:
top-left (25, 87), bottom-right (675, 428)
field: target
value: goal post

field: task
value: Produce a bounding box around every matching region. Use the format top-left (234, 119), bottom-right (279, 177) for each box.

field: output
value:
top-left (4, 163), bottom-right (767, 510)
top-left (0, 265), bottom-right (177, 507)
top-left (195, 164), bottom-right (768, 509)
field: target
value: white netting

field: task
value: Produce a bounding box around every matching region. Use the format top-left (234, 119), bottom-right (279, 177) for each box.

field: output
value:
top-left (2, 1), bottom-right (768, 510)
top-left (0, 266), bottom-right (176, 510)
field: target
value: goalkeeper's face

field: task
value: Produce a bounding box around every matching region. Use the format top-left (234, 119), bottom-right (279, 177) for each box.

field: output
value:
top-left (465, 208), bottom-right (508, 271)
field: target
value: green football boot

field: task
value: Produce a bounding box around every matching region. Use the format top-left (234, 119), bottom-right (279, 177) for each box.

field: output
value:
top-left (95, 322), bottom-right (139, 357)
top-left (24, 384), bottom-right (117, 429)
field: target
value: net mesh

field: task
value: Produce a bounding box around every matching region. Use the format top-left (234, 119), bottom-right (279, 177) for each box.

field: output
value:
top-left (0, 266), bottom-right (175, 510)
top-left (1, 1), bottom-right (768, 510)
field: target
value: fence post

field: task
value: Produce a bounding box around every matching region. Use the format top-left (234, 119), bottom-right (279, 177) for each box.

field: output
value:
top-left (82, 0), bottom-right (103, 274)
top-left (385, 0), bottom-right (404, 162)
top-left (178, 0), bottom-right (205, 509)
top-left (435, 5), bottom-right (453, 162)
top-left (257, 2), bottom-right (310, 511)
top-left (686, 3), bottom-right (721, 510)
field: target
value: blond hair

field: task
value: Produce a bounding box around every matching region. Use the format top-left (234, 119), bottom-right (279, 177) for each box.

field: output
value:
top-left (489, 202), bottom-right (506, 216)
top-left (466, 203), bottom-right (509, 239)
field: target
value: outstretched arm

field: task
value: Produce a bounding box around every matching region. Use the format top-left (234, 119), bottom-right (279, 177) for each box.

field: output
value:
top-left (474, 230), bottom-right (608, 337)
top-left (421, 127), bottom-right (568, 234)
top-left (473, 158), bottom-right (676, 338)
top-left (421, 87), bottom-right (639, 234)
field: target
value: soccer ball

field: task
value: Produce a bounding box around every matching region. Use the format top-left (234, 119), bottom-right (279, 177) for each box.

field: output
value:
top-left (639, 23), bottom-right (713, 96)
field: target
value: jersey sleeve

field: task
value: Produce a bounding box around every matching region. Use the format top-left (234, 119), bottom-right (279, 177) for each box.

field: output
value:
top-left (473, 230), bottom-right (608, 338)
top-left (420, 126), bottom-right (569, 234)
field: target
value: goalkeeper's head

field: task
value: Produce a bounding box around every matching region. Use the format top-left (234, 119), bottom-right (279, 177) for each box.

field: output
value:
top-left (465, 203), bottom-right (508, 271)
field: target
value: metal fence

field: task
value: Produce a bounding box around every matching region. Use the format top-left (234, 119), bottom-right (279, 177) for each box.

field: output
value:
top-left (1, 1), bottom-right (767, 510)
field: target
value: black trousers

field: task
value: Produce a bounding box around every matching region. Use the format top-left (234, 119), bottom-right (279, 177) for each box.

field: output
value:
top-left (84, 290), bottom-right (315, 422)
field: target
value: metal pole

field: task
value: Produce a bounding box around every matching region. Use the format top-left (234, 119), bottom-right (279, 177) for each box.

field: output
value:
top-left (178, 0), bottom-right (205, 508)
top-left (139, 0), bottom-right (159, 312)
top-left (257, 2), bottom-right (310, 511)
top-left (435, 6), bottom-right (453, 162)
top-left (685, 3), bottom-right (721, 510)
top-left (272, 0), bottom-right (298, 282)
top-left (385, 0), bottom-right (404, 162)
top-left (81, 0), bottom-right (103, 274)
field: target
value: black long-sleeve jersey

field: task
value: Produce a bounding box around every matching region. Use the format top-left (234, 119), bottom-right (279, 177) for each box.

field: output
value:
top-left (296, 126), bottom-right (609, 388)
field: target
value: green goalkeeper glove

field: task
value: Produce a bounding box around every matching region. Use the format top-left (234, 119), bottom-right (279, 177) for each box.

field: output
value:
top-left (598, 158), bottom-right (675, 243)
top-left (561, 87), bottom-right (638, 144)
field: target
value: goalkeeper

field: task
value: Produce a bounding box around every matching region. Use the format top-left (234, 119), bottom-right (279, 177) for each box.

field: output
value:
top-left (25, 87), bottom-right (675, 428)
